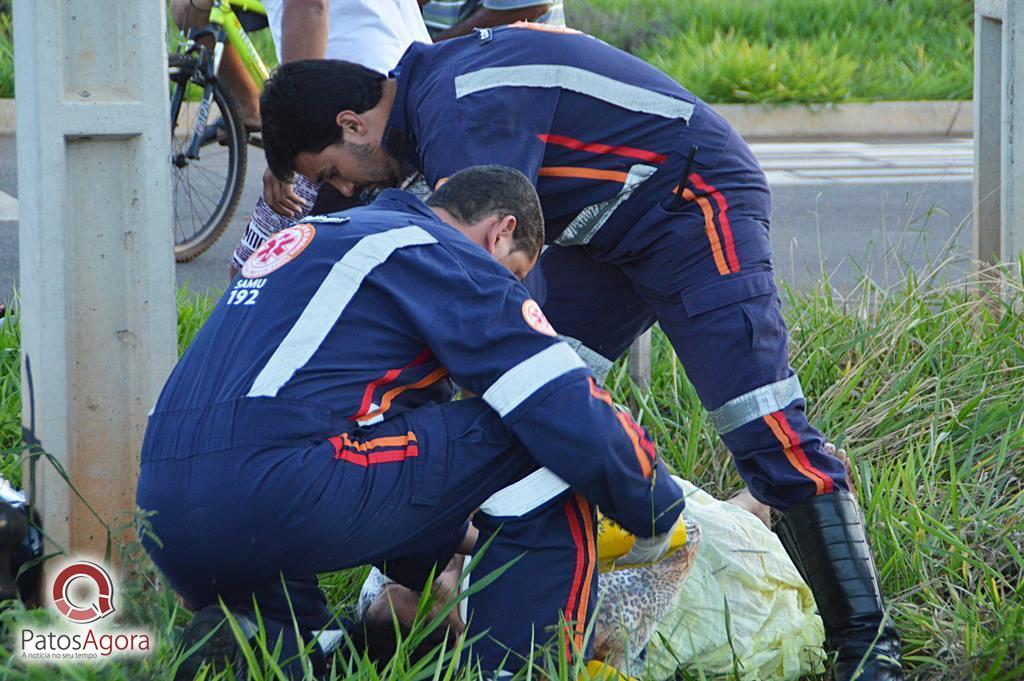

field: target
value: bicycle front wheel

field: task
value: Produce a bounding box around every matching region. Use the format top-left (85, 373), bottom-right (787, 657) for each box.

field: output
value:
top-left (169, 54), bottom-right (248, 263)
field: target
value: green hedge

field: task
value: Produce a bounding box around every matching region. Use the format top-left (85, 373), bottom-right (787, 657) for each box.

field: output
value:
top-left (1, 1), bottom-right (974, 105)
top-left (0, 1), bottom-right (973, 104)
top-left (570, 0), bottom-right (973, 103)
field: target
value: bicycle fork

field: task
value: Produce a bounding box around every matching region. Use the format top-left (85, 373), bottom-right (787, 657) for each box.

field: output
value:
top-left (175, 27), bottom-right (229, 161)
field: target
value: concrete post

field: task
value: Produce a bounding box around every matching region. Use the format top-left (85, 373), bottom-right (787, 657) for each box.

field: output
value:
top-left (1004, 1), bottom-right (1024, 271)
top-left (14, 0), bottom-right (177, 556)
top-left (974, 0), bottom-right (1024, 276)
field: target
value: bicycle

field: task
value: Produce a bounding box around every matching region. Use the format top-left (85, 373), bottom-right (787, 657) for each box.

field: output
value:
top-left (168, 0), bottom-right (271, 262)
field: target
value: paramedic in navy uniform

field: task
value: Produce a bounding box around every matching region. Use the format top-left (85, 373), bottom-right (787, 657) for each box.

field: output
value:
top-left (256, 25), bottom-right (904, 681)
top-left (137, 166), bottom-right (684, 677)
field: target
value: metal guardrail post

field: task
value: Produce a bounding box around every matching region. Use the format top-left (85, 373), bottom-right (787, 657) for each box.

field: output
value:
top-left (974, 0), bottom-right (1023, 279)
top-left (628, 330), bottom-right (652, 393)
top-left (14, 0), bottom-right (177, 556)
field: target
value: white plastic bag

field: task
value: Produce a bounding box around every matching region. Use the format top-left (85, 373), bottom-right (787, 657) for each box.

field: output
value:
top-left (644, 478), bottom-right (825, 681)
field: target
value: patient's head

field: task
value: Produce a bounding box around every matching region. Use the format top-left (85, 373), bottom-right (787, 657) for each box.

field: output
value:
top-left (426, 165), bottom-right (545, 281)
top-left (351, 561), bottom-right (466, 664)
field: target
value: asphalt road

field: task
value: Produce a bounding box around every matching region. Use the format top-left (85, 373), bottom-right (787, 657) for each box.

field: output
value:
top-left (0, 135), bottom-right (974, 302)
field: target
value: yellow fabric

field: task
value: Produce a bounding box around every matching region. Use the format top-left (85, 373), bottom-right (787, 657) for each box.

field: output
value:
top-left (644, 478), bottom-right (826, 681)
top-left (596, 513), bottom-right (688, 573)
top-left (584, 660), bottom-right (633, 681)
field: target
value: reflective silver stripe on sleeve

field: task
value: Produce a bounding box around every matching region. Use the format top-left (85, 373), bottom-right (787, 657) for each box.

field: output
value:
top-left (455, 65), bottom-right (696, 121)
top-left (557, 334), bottom-right (612, 385)
top-left (709, 374), bottom-right (805, 434)
top-left (555, 163), bottom-right (658, 246)
top-left (248, 226), bottom-right (437, 397)
top-left (482, 343), bottom-right (586, 417)
top-left (480, 467), bottom-right (570, 517)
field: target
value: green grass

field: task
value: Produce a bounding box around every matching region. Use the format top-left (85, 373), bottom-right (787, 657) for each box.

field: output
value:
top-left (1, 262), bottom-right (1023, 679)
top-left (0, 11), bottom-right (12, 99)
top-left (0, 1), bottom-right (975, 105)
top-left (569, 0), bottom-right (974, 104)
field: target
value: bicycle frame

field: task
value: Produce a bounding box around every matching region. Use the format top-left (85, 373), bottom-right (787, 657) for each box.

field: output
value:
top-left (173, 0), bottom-right (270, 159)
top-left (209, 0), bottom-right (271, 86)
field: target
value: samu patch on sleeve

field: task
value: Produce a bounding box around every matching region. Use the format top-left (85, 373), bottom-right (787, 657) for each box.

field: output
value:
top-left (242, 223), bottom-right (316, 278)
top-left (522, 299), bottom-right (556, 336)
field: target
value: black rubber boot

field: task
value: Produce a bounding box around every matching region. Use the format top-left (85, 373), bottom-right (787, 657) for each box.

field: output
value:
top-left (175, 605), bottom-right (332, 680)
top-left (0, 501), bottom-right (29, 602)
top-left (776, 491), bottom-right (904, 680)
top-left (174, 606), bottom-right (250, 681)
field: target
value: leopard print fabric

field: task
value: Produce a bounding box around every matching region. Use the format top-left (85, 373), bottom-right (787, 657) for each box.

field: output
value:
top-left (592, 518), bottom-right (702, 674)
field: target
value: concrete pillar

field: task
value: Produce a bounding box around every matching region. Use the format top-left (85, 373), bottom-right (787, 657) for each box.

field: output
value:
top-left (14, 0), bottom-right (177, 556)
top-left (1004, 1), bottom-right (1024, 270)
top-left (974, 0), bottom-right (1024, 276)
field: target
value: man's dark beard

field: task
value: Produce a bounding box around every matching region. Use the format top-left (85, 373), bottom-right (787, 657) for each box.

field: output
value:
top-left (347, 140), bottom-right (402, 191)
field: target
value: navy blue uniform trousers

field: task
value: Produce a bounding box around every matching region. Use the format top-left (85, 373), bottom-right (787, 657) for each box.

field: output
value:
top-left (527, 104), bottom-right (849, 509)
top-left (137, 397), bottom-right (597, 670)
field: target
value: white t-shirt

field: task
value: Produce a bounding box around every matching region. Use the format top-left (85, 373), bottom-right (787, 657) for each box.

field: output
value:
top-left (261, 0), bottom-right (432, 74)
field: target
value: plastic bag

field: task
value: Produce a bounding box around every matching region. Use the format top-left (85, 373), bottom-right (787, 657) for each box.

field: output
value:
top-left (644, 478), bottom-right (825, 681)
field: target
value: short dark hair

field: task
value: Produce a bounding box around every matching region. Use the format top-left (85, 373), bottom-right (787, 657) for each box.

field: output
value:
top-left (260, 59), bottom-right (386, 181)
top-left (426, 166), bottom-right (545, 261)
top-left (346, 608), bottom-right (452, 666)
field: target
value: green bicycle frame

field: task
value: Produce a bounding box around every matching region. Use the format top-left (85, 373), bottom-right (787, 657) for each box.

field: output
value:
top-left (209, 0), bottom-right (271, 84)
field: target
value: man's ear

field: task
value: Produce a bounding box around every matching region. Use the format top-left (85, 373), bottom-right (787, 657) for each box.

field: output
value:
top-left (335, 110), bottom-right (367, 140)
top-left (485, 215), bottom-right (517, 254)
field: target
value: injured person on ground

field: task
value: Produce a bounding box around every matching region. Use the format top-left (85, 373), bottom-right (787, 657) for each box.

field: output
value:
top-left (351, 445), bottom-right (852, 681)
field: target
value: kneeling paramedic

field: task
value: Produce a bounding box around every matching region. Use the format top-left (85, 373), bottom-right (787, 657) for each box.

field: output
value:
top-left (256, 25), bottom-right (904, 681)
top-left (137, 166), bottom-right (684, 676)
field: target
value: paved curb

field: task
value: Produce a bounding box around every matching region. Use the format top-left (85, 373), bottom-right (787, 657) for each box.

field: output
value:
top-left (718, 100), bottom-right (972, 140)
top-left (0, 98), bottom-right (972, 138)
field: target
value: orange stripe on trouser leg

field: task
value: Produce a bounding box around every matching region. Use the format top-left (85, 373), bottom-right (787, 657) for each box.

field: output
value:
top-left (563, 498), bottom-right (586, 659)
top-left (773, 411), bottom-right (834, 493)
top-left (675, 186), bottom-right (730, 275)
top-left (690, 172), bottom-right (740, 273)
top-left (762, 413), bottom-right (832, 495)
top-left (338, 432), bottom-right (417, 452)
top-left (331, 432), bottom-right (419, 466)
top-left (574, 495), bottom-right (597, 650)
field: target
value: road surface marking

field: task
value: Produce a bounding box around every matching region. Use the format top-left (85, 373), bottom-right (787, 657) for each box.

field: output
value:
top-left (751, 140), bottom-right (973, 186)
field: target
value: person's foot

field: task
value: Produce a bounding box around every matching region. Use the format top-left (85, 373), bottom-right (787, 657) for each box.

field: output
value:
top-left (238, 99), bottom-right (261, 132)
top-left (727, 489), bottom-right (772, 528)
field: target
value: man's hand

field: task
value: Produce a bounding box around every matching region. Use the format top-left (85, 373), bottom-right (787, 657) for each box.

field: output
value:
top-left (431, 4), bottom-right (552, 41)
top-left (262, 169), bottom-right (307, 218)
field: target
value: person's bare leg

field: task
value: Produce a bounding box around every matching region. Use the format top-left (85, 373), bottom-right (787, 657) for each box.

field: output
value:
top-left (215, 48), bottom-right (262, 128)
top-left (171, 0), bottom-right (261, 128)
top-left (728, 443), bottom-right (850, 528)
